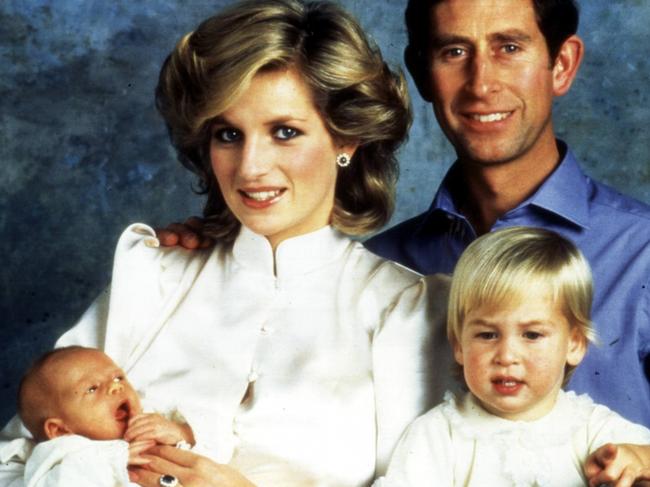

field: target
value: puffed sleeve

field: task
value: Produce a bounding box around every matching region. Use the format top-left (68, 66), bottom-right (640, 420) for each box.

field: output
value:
top-left (0, 224), bottom-right (164, 486)
top-left (371, 273), bottom-right (452, 475)
top-left (375, 405), bottom-right (455, 487)
top-left (587, 403), bottom-right (650, 450)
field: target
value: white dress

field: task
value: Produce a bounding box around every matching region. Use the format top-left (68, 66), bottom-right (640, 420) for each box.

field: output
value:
top-left (0, 223), bottom-right (451, 487)
top-left (377, 390), bottom-right (650, 487)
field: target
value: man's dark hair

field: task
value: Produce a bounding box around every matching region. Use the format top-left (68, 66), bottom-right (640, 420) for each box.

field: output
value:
top-left (405, 0), bottom-right (579, 70)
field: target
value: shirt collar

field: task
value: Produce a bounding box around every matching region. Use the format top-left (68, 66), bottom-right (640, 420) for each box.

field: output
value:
top-left (232, 225), bottom-right (351, 277)
top-left (429, 141), bottom-right (590, 229)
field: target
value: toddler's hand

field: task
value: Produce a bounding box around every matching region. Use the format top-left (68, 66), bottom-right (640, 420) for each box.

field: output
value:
top-left (124, 413), bottom-right (194, 446)
top-left (585, 443), bottom-right (650, 487)
top-left (127, 439), bottom-right (155, 466)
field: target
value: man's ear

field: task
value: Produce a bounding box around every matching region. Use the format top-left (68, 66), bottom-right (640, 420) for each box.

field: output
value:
top-left (405, 45), bottom-right (433, 102)
top-left (43, 418), bottom-right (72, 440)
top-left (552, 35), bottom-right (584, 97)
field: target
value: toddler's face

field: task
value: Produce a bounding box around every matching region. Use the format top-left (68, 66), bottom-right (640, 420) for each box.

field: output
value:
top-left (49, 349), bottom-right (141, 440)
top-left (454, 286), bottom-right (585, 421)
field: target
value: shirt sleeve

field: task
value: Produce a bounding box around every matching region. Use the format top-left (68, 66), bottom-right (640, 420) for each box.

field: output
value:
top-left (375, 408), bottom-right (455, 487)
top-left (371, 273), bottom-right (451, 475)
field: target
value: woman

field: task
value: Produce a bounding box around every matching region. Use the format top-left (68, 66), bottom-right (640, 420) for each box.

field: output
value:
top-left (0, 0), bottom-right (449, 485)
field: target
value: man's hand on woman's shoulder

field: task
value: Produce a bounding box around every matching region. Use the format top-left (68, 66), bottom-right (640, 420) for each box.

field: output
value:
top-left (155, 216), bottom-right (214, 249)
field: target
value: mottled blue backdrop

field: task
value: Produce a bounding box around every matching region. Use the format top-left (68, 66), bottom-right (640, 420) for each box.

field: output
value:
top-left (2, 1), bottom-right (650, 425)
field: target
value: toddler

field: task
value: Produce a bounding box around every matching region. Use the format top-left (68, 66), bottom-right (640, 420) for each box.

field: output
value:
top-left (15, 346), bottom-right (194, 486)
top-left (379, 227), bottom-right (650, 486)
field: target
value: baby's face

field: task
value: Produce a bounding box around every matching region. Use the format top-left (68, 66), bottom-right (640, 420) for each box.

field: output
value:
top-left (453, 285), bottom-right (586, 421)
top-left (50, 349), bottom-right (141, 440)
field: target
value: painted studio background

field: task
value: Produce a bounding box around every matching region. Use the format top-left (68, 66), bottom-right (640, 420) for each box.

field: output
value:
top-left (2, 0), bottom-right (650, 424)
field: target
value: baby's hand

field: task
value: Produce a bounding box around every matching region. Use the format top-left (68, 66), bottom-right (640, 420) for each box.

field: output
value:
top-left (127, 439), bottom-right (155, 466)
top-left (584, 443), bottom-right (650, 487)
top-left (124, 413), bottom-right (194, 447)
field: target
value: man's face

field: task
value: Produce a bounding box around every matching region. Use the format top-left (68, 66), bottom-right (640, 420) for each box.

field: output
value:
top-left (425, 0), bottom-right (559, 167)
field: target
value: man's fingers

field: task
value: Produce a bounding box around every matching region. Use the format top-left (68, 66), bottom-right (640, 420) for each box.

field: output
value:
top-left (155, 221), bottom-right (209, 249)
top-left (184, 216), bottom-right (205, 231)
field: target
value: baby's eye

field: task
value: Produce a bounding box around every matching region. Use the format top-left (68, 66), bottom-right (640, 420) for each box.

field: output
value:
top-left (86, 385), bottom-right (98, 394)
top-left (213, 127), bottom-right (241, 143)
top-left (274, 126), bottom-right (300, 140)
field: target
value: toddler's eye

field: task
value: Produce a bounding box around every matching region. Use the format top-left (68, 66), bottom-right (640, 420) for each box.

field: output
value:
top-left (476, 331), bottom-right (497, 340)
top-left (113, 376), bottom-right (123, 383)
top-left (523, 331), bottom-right (543, 340)
top-left (87, 385), bottom-right (98, 394)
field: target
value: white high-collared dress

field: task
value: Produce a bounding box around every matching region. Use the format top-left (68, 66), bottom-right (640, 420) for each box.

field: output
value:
top-left (1, 223), bottom-right (451, 487)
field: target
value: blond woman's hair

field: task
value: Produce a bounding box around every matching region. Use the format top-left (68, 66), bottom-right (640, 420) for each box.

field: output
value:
top-left (447, 227), bottom-right (596, 385)
top-left (156, 0), bottom-right (412, 242)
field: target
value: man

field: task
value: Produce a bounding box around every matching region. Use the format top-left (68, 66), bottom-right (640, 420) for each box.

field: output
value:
top-left (366, 0), bottom-right (650, 432)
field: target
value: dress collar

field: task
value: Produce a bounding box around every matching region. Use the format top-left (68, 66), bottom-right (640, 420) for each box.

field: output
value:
top-left (429, 140), bottom-right (590, 229)
top-left (232, 225), bottom-right (351, 278)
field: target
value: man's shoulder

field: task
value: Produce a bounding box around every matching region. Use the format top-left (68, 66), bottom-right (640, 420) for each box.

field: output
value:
top-left (589, 178), bottom-right (650, 223)
top-left (365, 211), bottom-right (431, 252)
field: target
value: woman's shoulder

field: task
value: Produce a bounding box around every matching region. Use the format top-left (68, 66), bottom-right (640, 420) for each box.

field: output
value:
top-left (348, 240), bottom-right (450, 290)
top-left (113, 223), bottom-right (217, 278)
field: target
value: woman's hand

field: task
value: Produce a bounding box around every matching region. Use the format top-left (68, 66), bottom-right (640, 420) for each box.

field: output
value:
top-left (128, 445), bottom-right (255, 487)
top-left (128, 439), bottom-right (156, 466)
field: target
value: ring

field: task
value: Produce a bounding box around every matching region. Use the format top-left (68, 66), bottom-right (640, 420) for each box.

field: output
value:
top-left (159, 474), bottom-right (178, 487)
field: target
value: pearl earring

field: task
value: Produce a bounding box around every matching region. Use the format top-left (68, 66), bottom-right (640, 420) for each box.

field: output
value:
top-left (336, 153), bottom-right (351, 167)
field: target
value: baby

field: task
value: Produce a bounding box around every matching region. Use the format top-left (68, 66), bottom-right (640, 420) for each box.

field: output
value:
top-left (378, 227), bottom-right (650, 486)
top-left (16, 346), bottom-right (194, 486)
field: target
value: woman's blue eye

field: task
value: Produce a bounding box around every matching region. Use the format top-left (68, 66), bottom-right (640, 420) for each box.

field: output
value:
top-left (214, 128), bottom-right (241, 143)
top-left (275, 127), bottom-right (299, 140)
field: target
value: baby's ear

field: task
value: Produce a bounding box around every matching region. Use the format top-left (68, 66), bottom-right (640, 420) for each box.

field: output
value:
top-left (43, 418), bottom-right (72, 440)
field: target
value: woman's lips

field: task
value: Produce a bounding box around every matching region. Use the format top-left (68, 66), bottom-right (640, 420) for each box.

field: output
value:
top-left (238, 188), bottom-right (286, 209)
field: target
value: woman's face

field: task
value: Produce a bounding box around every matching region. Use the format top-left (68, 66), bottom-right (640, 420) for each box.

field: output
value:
top-left (210, 68), bottom-right (356, 249)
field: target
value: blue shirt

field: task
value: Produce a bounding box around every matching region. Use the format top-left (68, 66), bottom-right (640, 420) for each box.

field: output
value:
top-left (366, 142), bottom-right (650, 426)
